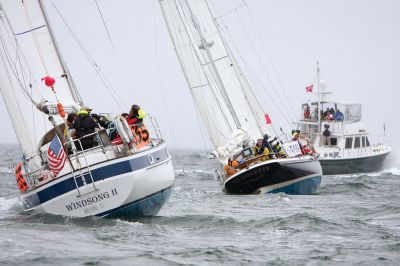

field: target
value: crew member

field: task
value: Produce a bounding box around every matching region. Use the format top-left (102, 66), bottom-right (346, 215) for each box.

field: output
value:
top-left (224, 158), bottom-right (239, 178)
top-left (292, 132), bottom-right (305, 155)
top-left (128, 104), bottom-right (147, 125)
top-left (72, 106), bottom-right (100, 150)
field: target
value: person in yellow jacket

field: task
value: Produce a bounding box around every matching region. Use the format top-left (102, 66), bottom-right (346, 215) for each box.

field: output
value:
top-left (253, 139), bottom-right (270, 161)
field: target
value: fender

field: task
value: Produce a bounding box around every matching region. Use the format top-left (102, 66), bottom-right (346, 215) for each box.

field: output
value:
top-left (114, 116), bottom-right (134, 145)
top-left (15, 162), bottom-right (28, 192)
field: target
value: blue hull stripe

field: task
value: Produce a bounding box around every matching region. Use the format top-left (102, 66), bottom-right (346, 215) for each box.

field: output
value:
top-left (24, 148), bottom-right (169, 208)
top-left (269, 175), bottom-right (322, 195)
top-left (98, 185), bottom-right (173, 219)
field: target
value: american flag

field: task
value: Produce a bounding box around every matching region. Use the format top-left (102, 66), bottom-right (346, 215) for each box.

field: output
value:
top-left (47, 135), bottom-right (67, 177)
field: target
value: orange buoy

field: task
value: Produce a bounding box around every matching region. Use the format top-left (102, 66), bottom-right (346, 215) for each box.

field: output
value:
top-left (15, 163), bottom-right (28, 192)
top-left (57, 102), bottom-right (65, 118)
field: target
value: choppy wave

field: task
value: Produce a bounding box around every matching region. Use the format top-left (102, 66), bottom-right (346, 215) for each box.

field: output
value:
top-left (0, 145), bottom-right (399, 264)
top-left (0, 167), bottom-right (12, 174)
top-left (0, 197), bottom-right (19, 211)
top-left (175, 168), bottom-right (215, 178)
top-left (328, 168), bottom-right (400, 179)
top-left (381, 168), bottom-right (400, 176)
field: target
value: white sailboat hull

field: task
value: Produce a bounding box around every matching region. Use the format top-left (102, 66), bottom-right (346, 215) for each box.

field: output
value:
top-left (21, 143), bottom-right (174, 219)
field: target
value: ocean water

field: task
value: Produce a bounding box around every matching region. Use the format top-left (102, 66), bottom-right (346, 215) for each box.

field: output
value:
top-left (0, 144), bottom-right (399, 265)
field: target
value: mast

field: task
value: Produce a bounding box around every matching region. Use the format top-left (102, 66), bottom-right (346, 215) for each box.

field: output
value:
top-left (159, 0), bottom-right (273, 153)
top-left (37, 0), bottom-right (82, 104)
top-left (184, 0), bottom-right (241, 129)
top-left (317, 62), bottom-right (321, 132)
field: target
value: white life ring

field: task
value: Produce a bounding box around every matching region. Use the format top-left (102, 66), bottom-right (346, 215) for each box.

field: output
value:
top-left (114, 115), bottom-right (134, 145)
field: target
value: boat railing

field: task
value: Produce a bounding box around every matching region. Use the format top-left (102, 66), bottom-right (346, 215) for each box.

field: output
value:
top-left (17, 117), bottom-right (164, 192)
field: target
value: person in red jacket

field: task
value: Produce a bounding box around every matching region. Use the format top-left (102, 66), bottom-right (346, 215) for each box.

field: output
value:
top-left (128, 104), bottom-right (147, 125)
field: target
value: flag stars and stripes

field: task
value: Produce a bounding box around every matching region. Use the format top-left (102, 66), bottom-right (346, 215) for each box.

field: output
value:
top-left (47, 135), bottom-right (67, 177)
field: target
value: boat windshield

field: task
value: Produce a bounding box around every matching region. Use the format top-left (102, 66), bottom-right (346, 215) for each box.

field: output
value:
top-left (300, 102), bottom-right (361, 123)
top-left (345, 104), bottom-right (362, 122)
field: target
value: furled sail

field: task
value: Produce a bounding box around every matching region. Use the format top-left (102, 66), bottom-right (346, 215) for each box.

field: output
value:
top-left (0, 0), bottom-right (80, 163)
top-left (160, 0), bottom-right (274, 159)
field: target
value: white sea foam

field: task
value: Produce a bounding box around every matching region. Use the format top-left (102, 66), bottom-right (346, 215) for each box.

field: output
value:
top-left (0, 167), bottom-right (12, 174)
top-left (329, 168), bottom-right (400, 178)
top-left (175, 169), bottom-right (214, 176)
top-left (381, 168), bottom-right (400, 176)
top-left (0, 197), bottom-right (19, 211)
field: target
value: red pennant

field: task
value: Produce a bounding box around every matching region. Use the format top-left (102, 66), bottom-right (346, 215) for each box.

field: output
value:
top-left (305, 84), bottom-right (313, 93)
top-left (264, 114), bottom-right (272, 124)
top-left (41, 76), bottom-right (55, 87)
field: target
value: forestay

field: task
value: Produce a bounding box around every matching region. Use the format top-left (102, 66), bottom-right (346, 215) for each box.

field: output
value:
top-left (0, 0), bottom-right (81, 163)
top-left (159, 0), bottom-right (274, 157)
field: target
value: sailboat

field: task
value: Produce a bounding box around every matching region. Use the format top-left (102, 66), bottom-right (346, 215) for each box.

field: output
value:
top-left (295, 65), bottom-right (392, 175)
top-left (159, 0), bottom-right (322, 194)
top-left (0, 0), bottom-right (174, 218)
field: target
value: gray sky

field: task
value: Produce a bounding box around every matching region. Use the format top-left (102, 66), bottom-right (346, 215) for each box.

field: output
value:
top-left (1, 0), bottom-right (399, 152)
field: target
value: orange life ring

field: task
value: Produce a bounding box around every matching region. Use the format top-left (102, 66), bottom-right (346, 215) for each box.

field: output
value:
top-left (15, 163), bottom-right (28, 192)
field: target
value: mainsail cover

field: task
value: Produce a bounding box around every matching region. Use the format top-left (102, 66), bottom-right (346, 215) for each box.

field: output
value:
top-left (0, 0), bottom-right (79, 159)
top-left (159, 0), bottom-right (273, 151)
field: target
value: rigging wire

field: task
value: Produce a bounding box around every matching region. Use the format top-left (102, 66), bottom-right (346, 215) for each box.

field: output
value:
top-left (223, 31), bottom-right (293, 127)
top-left (152, 1), bottom-right (178, 149)
top-left (233, 9), bottom-right (297, 122)
top-left (167, 1), bottom-right (227, 148)
top-left (178, 1), bottom-right (235, 134)
top-left (164, 1), bottom-right (232, 148)
top-left (0, 39), bottom-right (37, 147)
top-left (93, 0), bottom-right (115, 50)
top-left (169, 1), bottom-right (233, 139)
top-left (0, 27), bottom-right (39, 105)
top-left (207, 3), bottom-right (293, 129)
top-left (0, 4), bottom-right (54, 148)
top-left (210, 0), bottom-right (298, 125)
top-left (49, 0), bottom-right (127, 111)
top-left (21, 1), bottom-right (49, 75)
top-left (241, 0), bottom-right (297, 119)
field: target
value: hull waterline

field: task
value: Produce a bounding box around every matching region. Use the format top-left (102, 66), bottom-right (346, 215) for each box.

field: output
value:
top-left (320, 151), bottom-right (390, 175)
top-left (223, 157), bottom-right (322, 195)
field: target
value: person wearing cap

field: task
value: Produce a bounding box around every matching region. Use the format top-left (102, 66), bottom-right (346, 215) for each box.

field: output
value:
top-left (72, 105), bottom-right (100, 150)
top-left (128, 104), bottom-right (147, 125)
top-left (292, 132), bottom-right (305, 155)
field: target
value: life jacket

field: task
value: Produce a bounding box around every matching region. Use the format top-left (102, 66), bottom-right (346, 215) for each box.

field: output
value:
top-left (127, 117), bottom-right (139, 125)
top-left (224, 160), bottom-right (238, 177)
top-left (254, 145), bottom-right (264, 155)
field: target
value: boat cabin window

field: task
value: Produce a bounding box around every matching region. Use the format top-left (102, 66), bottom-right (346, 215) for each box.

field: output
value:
top-left (345, 104), bottom-right (362, 122)
top-left (329, 137), bottom-right (337, 146)
top-left (345, 137), bottom-right (353, 149)
top-left (366, 136), bottom-right (370, 147)
top-left (362, 136), bottom-right (366, 147)
top-left (354, 137), bottom-right (361, 148)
